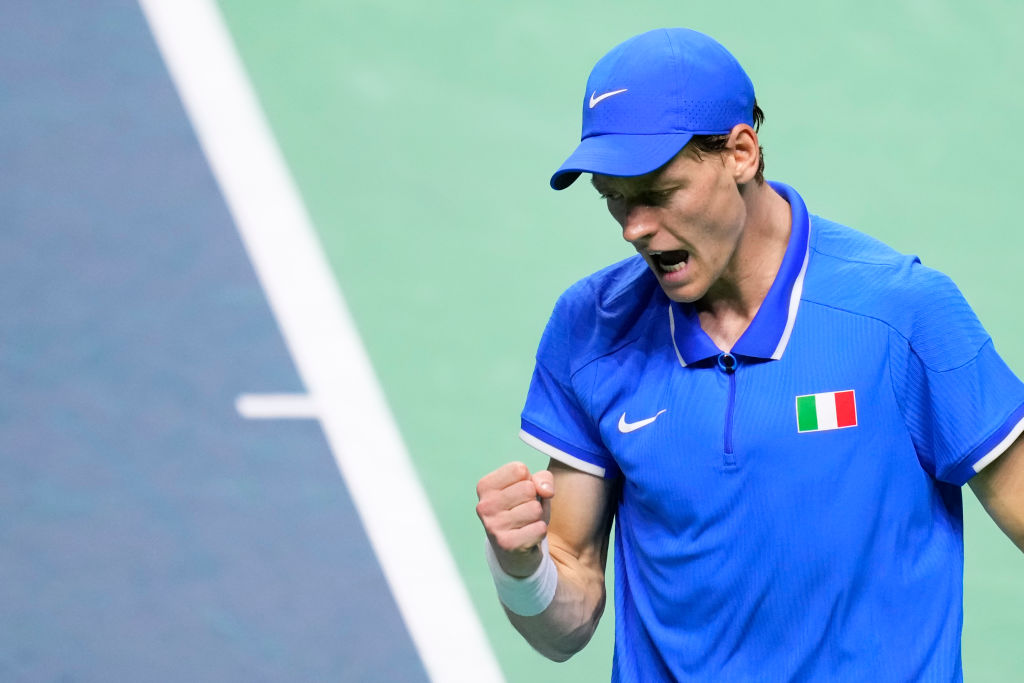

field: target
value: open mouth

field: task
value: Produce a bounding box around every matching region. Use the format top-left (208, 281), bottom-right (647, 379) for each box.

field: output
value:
top-left (649, 250), bottom-right (690, 273)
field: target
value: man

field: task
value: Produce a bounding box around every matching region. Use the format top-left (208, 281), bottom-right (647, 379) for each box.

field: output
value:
top-left (475, 28), bottom-right (1024, 681)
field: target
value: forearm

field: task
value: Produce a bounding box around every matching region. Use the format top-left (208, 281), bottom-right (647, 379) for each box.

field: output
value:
top-left (477, 459), bottom-right (615, 660)
top-left (504, 539), bottom-right (608, 661)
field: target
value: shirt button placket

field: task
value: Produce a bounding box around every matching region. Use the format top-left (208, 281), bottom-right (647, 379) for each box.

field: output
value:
top-left (717, 352), bottom-right (738, 465)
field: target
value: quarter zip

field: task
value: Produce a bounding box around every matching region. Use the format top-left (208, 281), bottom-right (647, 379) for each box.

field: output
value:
top-left (717, 352), bottom-right (738, 466)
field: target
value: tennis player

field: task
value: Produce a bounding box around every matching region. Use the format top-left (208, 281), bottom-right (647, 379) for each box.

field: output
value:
top-left (475, 28), bottom-right (1024, 681)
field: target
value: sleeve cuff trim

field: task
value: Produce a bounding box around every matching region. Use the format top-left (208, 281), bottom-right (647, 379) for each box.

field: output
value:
top-left (973, 412), bottom-right (1024, 474)
top-left (517, 430), bottom-right (608, 478)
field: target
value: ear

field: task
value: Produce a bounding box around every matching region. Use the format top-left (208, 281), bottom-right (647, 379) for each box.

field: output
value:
top-left (726, 124), bottom-right (760, 184)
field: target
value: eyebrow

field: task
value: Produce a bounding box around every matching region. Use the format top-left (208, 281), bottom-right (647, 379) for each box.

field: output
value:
top-left (590, 176), bottom-right (627, 195)
top-left (590, 178), bottom-right (676, 201)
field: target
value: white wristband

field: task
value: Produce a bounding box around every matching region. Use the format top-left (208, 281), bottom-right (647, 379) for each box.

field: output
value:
top-left (484, 537), bottom-right (558, 617)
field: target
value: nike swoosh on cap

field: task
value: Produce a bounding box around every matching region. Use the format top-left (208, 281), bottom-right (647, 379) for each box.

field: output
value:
top-left (618, 409), bottom-right (667, 433)
top-left (589, 88), bottom-right (628, 109)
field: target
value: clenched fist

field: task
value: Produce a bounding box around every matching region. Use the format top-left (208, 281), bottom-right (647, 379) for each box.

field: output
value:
top-left (476, 461), bottom-right (555, 577)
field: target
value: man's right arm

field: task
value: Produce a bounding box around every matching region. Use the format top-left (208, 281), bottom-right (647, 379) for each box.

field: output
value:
top-left (476, 458), bottom-right (616, 661)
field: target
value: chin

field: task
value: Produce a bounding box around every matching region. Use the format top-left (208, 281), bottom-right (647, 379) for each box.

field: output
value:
top-left (660, 283), bottom-right (705, 304)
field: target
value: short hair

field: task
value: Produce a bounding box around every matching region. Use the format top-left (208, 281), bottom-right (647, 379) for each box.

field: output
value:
top-left (687, 100), bottom-right (765, 184)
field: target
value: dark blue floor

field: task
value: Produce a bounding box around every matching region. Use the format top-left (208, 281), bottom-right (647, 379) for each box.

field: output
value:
top-left (0, 1), bottom-right (426, 680)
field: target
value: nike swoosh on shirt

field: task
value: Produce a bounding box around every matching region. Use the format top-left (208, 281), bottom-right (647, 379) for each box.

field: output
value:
top-left (589, 88), bottom-right (628, 108)
top-left (618, 409), bottom-right (667, 433)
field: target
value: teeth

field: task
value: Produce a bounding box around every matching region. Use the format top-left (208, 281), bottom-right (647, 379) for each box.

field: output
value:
top-left (650, 249), bottom-right (689, 273)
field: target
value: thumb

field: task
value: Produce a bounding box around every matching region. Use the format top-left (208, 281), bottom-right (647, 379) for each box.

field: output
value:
top-left (532, 470), bottom-right (555, 499)
top-left (532, 470), bottom-right (554, 528)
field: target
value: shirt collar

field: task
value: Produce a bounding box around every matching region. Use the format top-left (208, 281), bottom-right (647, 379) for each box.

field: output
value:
top-left (669, 181), bottom-right (810, 366)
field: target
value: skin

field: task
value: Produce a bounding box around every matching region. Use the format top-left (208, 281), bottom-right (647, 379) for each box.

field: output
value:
top-left (970, 438), bottom-right (1024, 552)
top-left (592, 125), bottom-right (791, 350)
top-left (475, 460), bottom-right (615, 660)
top-left (476, 123), bottom-right (1024, 661)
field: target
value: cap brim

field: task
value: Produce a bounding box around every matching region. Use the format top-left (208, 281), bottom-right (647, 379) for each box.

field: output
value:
top-left (549, 133), bottom-right (694, 190)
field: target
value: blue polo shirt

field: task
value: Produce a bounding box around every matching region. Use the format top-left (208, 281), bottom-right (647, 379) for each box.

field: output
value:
top-left (519, 182), bottom-right (1024, 681)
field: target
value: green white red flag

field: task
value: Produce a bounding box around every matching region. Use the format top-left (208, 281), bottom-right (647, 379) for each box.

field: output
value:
top-left (796, 390), bottom-right (857, 432)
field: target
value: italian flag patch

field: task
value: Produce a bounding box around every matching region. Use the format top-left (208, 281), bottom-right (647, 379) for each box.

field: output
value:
top-left (796, 390), bottom-right (857, 433)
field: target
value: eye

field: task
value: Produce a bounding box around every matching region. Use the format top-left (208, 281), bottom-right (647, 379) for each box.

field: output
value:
top-left (599, 191), bottom-right (624, 202)
top-left (643, 188), bottom-right (676, 206)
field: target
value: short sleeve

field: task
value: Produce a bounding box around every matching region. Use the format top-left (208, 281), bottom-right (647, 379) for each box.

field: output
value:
top-left (889, 265), bottom-right (1024, 485)
top-left (520, 291), bottom-right (619, 479)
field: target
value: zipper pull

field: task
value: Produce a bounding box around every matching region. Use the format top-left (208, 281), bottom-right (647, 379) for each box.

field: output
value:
top-left (717, 352), bottom-right (737, 373)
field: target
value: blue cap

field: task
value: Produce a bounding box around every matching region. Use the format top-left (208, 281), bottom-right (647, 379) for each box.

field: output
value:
top-left (550, 28), bottom-right (756, 190)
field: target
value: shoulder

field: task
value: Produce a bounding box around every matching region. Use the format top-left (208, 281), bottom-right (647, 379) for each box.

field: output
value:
top-left (805, 215), bottom-right (961, 326)
top-left (804, 216), bottom-right (989, 368)
top-left (540, 255), bottom-right (663, 372)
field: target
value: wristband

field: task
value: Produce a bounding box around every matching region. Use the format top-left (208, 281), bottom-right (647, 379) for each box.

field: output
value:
top-left (484, 537), bottom-right (558, 617)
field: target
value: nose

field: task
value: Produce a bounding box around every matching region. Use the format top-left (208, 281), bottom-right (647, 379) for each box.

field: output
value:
top-left (621, 204), bottom-right (659, 245)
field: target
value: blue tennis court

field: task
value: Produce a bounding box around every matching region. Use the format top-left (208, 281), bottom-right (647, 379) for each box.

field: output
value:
top-left (0, 2), bottom-right (425, 679)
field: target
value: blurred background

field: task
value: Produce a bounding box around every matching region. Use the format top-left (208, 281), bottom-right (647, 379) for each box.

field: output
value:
top-left (2, 0), bottom-right (1022, 680)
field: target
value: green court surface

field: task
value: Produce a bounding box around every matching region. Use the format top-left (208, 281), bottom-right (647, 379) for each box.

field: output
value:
top-left (216, 1), bottom-right (1024, 679)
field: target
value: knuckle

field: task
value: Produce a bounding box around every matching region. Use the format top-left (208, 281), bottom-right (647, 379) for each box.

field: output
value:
top-left (475, 472), bottom-right (495, 498)
top-left (509, 461), bottom-right (529, 480)
top-left (476, 498), bottom-right (500, 521)
top-left (494, 534), bottom-right (520, 554)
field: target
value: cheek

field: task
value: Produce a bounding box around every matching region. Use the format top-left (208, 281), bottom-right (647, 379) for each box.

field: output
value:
top-left (700, 183), bottom-right (745, 240)
top-left (674, 192), bottom-right (745, 258)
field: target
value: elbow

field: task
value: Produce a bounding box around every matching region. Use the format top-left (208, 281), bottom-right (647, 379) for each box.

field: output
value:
top-left (538, 626), bottom-right (594, 662)
top-left (531, 638), bottom-right (586, 663)
top-left (541, 649), bottom-right (575, 663)
top-left (525, 613), bottom-right (603, 662)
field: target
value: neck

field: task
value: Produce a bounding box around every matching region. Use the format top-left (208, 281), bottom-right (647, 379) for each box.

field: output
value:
top-left (698, 182), bottom-right (792, 351)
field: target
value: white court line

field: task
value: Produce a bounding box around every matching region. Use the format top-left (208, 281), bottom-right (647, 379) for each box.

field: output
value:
top-left (235, 393), bottom-right (318, 420)
top-left (138, 2), bottom-right (504, 681)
